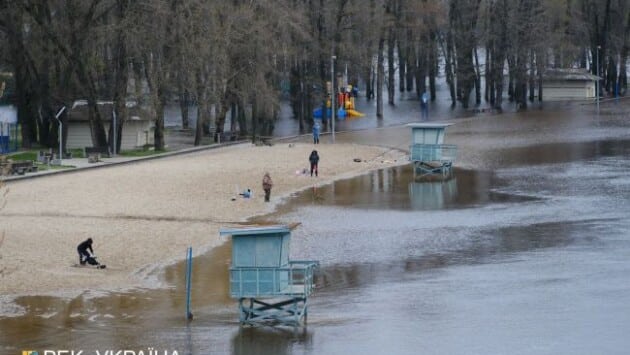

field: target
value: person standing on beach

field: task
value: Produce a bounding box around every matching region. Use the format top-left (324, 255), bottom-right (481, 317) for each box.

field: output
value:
top-left (312, 121), bottom-right (321, 144)
top-left (262, 172), bottom-right (273, 202)
top-left (309, 150), bottom-right (320, 177)
top-left (420, 91), bottom-right (429, 120)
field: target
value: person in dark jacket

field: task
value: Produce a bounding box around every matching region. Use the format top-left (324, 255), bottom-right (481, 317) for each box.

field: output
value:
top-left (77, 238), bottom-right (94, 265)
top-left (309, 150), bottom-right (320, 177)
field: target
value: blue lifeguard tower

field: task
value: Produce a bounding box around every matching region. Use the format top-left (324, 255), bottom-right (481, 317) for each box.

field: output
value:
top-left (407, 123), bottom-right (457, 179)
top-left (220, 225), bottom-right (319, 327)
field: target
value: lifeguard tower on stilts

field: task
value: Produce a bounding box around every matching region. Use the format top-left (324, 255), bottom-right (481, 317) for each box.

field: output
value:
top-left (407, 123), bottom-right (457, 179)
top-left (220, 225), bottom-right (319, 327)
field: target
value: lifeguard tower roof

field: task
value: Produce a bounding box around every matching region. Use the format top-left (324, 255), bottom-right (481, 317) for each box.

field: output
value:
top-left (406, 122), bottom-right (454, 129)
top-left (220, 225), bottom-right (290, 236)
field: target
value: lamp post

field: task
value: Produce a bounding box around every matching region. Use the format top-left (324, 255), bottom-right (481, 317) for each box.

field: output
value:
top-left (596, 45), bottom-right (601, 115)
top-left (54, 106), bottom-right (66, 165)
top-left (331, 55), bottom-right (336, 143)
top-left (112, 109), bottom-right (117, 156)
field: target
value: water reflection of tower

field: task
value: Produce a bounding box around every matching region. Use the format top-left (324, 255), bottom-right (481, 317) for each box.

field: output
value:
top-left (231, 326), bottom-right (313, 355)
top-left (408, 177), bottom-right (458, 210)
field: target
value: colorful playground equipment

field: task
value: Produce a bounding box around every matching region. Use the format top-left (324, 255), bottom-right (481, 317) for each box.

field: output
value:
top-left (408, 123), bottom-right (457, 179)
top-left (313, 84), bottom-right (364, 120)
top-left (221, 225), bottom-right (319, 327)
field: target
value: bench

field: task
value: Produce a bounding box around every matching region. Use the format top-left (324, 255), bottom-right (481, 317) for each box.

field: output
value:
top-left (9, 160), bottom-right (38, 175)
top-left (215, 131), bottom-right (240, 143)
top-left (84, 146), bottom-right (111, 162)
top-left (254, 136), bottom-right (274, 146)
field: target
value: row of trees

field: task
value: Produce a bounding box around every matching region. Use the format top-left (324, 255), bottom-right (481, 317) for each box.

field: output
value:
top-left (0, 0), bottom-right (629, 151)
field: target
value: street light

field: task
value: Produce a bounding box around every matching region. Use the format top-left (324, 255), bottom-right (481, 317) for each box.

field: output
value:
top-left (596, 45), bottom-right (601, 115)
top-left (112, 109), bottom-right (117, 156)
top-left (54, 106), bottom-right (66, 165)
top-left (331, 55), bottom-right (336, 143)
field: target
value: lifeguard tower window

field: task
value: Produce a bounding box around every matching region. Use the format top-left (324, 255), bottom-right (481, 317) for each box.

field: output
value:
top-left (232, 233), bottom-right (290, 267)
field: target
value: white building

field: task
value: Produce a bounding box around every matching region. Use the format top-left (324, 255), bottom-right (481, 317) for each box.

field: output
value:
top-left (542, 68), bottom-right (601, 101)
top-left (66, 100), bottom-right (154, 150)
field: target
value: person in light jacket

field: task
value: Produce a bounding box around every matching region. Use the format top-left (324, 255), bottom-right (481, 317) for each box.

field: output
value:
top-left (262, 172), bottom-right (273, 202)
top-left (312, 121), bottom-right (321, 144)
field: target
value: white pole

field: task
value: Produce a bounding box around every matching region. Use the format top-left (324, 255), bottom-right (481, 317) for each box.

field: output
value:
top-left (331, 55), bottom-right (336, 143)
top-left (55, 106), bottom-right (66, 164)
top-left (112, 109), bottom-right (117, 156)
top-left (596, 46), bottom-right (600, 115)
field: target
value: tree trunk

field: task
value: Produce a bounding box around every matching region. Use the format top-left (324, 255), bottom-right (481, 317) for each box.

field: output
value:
top-left (406, 29), bottom-right (415, 92)
top-left (474, 47), bottom-right (481, 105)
top-left (112, 11), bottom-right (129, 154)
top-left (442, 31), bottom-right (456, 107)
top-left (377, 34), bottom-right (385, 118)
top-left (143, 53), bottom-right (165, 150)
top-left (179, 90), bottom-right (189, 129)
top-left (7, 11), bottom-right (37, 148)
top-left (194, 75), bottom-right (207, 146)
top-left (428, 31), bottom-right (438, 101)
top-left (398, 39), bottom-right (406, 92)
top-left (485, 45), bottom-right (492, 103)
top-left (387, 27), bottom-right (395, 105)
top-left (529, 50), bottom-right (536, 102)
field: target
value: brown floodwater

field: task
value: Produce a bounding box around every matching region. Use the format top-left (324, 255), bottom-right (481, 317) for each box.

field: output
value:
top-left (3, 100), bottom-right (630, 354)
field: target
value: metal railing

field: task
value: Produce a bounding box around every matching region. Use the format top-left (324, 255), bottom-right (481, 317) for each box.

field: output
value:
top-left (229, 260), bottom-right (319, 298)
top-left (409, 144), bottom-right (458, 163)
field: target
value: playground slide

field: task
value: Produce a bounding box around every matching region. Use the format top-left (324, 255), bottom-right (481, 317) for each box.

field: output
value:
top-left (346, 109), bottom-right (365, 117)
top-left (314, 107), bottom-right (364, 119)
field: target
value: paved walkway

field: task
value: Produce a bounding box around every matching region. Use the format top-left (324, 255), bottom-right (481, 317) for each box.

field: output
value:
top-left (1, 133), bottom-right (245, 182)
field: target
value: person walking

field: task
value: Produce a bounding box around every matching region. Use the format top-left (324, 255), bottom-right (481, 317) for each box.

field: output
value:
top-left (309, 150), bottom-right (320, 177)
top-left (420, 91), bottom-right (429, 120)
top-left (262, 172), bottom-right (273, 202)
top-left (312, 121), bottom-right (321, 144)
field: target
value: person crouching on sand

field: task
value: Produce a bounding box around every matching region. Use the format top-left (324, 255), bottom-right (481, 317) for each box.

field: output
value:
top-left (77, 238), bottom-right (94, 265)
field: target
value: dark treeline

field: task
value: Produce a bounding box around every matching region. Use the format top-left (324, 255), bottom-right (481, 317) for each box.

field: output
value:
top-left (0, 0), bottom-right (628, 151)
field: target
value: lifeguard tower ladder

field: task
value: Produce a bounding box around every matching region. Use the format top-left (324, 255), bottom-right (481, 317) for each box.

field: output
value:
top-left (220, 225), bottom-right (319, 327)
top-left (408, 123), bottom-right (457, 179)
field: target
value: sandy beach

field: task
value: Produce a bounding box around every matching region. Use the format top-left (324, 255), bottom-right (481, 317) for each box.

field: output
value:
top-left (0, 142), bottom-right (406, 296)
top-left (2, 98), bottom-right (629, 299)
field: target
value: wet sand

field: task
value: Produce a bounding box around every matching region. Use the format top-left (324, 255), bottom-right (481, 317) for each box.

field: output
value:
top-left (0, 142), bottom-right (406, 299)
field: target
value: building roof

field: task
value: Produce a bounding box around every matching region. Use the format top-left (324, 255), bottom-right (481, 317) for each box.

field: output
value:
top-left (68, 100), bottom-right (152, 122)
top-left (220, 225), bottom-right (291, 237)
top-left (406, 123), bottom-right (454, 129)
top-left (542, 68), bottom-right (601, 82)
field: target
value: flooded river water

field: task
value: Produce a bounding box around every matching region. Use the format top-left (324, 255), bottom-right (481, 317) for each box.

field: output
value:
top-left (3, 102), bottom-right (630, 354)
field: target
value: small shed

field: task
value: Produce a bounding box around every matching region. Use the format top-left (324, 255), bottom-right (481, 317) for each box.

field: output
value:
top-left (407, 123), bottom-right (457, 179)
top-left (542, 68), bottom-right (601, 101)
top-left (66, 100), bottom-right (154, 151)
top-left (220, 225), bottom-right (319, 326)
